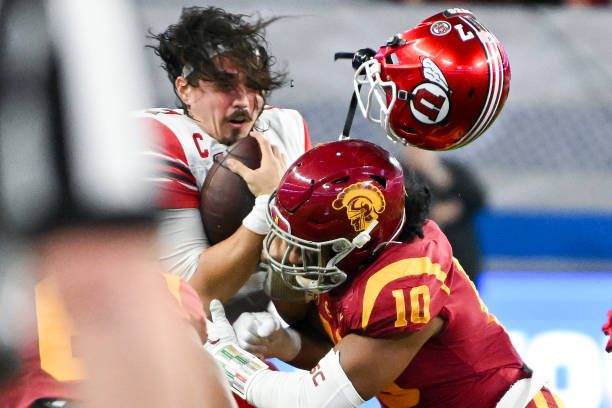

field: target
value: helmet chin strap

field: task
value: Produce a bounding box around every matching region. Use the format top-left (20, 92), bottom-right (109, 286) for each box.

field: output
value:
top-left (352, 219), bottom-right (379, 248)
top-left (339, 89), bottom-right (360, 140)
top-left (335, 48), bottom-right (376, 140)
top-left (291, 220), bottom-right (381, 293)
top-left (320, 219), bottom-right (380, 283)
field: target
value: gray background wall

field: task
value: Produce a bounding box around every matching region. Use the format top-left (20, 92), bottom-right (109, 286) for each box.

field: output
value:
top-left (137, 1), bottom-right (612, 212)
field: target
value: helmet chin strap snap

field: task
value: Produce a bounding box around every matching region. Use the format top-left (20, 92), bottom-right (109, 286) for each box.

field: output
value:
top-left (352, 220), bottom-right (379, 249)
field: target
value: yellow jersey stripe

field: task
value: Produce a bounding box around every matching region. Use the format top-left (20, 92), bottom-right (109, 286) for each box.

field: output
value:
top-left (319, 313), bottom-right (337, 344)
top-left (362, 258), bottom-right (450, 329)
top-left (162, 273), bottom-right (182, 306)
top-left (533, 391), bottom-right (549, 408)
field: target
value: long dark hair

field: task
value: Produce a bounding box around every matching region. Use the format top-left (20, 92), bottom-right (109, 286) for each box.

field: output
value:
top-left (398, 168), bottom-right (431, 242)
top-left (148, 6), bottom-right (287, 110)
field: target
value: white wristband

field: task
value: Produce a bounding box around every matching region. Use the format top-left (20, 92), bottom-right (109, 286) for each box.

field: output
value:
top-left (205, 341), bottom-right (269, 399)
top-left (242, 194), bottom-right (270, 235)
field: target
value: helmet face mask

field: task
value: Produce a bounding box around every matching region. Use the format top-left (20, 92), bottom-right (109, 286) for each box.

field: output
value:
top-left (354, 8), bottom-right (511, 150)
top-left (263, 140), bottom-right (406, 294)
top-left (354, 59), bottom-right (396, 131)
top-left (264, 208), bottom-right (351, 293)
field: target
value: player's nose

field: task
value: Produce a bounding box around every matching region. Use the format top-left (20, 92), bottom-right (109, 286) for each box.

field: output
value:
top-left (267, 238), bottom-right (303, 265)
top-left (286, 247), bottom-right (302, 266)
top-left (231, 84), bottom-right (252, 109)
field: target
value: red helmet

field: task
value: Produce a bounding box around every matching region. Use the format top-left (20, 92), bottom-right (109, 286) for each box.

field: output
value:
top-left (263, 140), bottom-right (405, 293)
top-left (354, 8), bottom-right (511, 150)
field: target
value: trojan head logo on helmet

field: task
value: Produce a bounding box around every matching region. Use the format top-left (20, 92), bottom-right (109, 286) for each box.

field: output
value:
top-left (353, 8), bottom-right (511, 150)
top-left (332, 182), bottom-right (386, 232)
top-left (263, 140), bottom-right (406, 293)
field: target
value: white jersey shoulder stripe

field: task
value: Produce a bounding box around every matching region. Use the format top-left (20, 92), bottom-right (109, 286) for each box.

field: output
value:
top-left (455, 16), bottom-right (505, 148)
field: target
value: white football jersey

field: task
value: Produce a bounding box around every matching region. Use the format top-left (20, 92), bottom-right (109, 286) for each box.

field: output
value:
top-left (137, 107), bottom-right (311, 280)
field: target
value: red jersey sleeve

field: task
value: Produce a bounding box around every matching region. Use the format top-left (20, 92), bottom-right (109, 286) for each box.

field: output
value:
top-left (141, 117), bottom-right (199, 209)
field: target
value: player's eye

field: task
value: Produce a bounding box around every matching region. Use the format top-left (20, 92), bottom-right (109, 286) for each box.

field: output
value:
top-left (213, 72), bottom-right (239, 91)
top-left (302, 250), bottom-right (319, 266)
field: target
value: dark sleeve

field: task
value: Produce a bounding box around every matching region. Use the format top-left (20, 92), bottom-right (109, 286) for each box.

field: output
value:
top-left (0, 0), bottom-right (154, 237)
top-left (442, 159), bottom-right (486, 217)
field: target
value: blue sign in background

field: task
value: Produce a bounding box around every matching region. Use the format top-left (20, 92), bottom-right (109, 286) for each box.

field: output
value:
top-left (480, 270), bottom-right (612, 408)
top-left (479, 270), bottom-right (612, 343)
top-left (477, 210), bottom-right (612, 260)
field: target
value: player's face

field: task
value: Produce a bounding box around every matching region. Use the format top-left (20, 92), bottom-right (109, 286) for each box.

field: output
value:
top-left (187, 65), bottom-right (264, 145)
top-left (267, 236), bottom-right (303, 266)
top-left (266, 236), bottom-right (334, 267)
top-left (265, 234), bottom-right (343, 292)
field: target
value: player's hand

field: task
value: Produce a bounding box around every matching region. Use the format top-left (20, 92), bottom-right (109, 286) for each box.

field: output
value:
top-left (233, 311), bottom-right (301, 361)
top-left (206, 299), bottom-right (238, 349)
top-left (226, 131), bottom-right (286, 197)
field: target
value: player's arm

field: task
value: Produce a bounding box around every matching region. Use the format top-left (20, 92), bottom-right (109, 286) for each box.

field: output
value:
top-left (286, 321), bottom-right (334, 369)
top-left (155, 207), bottom-right (263, 305)
top-left (276, 300), bottom-right (334, 368)
top-left (191, 132), bottom-right (286, 306)
top-left (247, 318), bottom-right (444, 407)
top-left (336, 318), bottom-right (443, 397)
top-left (155, 207), bottom-right (264, 306)
top-left (208, 300), bottom-right (443, 408)
top-left (191, 227), bottom-right (265, 306)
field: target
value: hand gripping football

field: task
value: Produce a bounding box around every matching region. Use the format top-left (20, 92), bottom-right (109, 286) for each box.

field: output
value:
top-left (201, 135), bottom-right (262, 245)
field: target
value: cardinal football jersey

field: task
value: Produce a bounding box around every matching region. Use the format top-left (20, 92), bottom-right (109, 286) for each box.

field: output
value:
top-left (317, 220), bottom-right (527, 408)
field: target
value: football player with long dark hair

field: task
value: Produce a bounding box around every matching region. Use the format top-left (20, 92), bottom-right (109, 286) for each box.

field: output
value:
top-left (207, 138), bottom-right (565, 408)
top-left (205, 9), bottom-right (565, 408)
top-left (140, 6), bottom-right (311, 318)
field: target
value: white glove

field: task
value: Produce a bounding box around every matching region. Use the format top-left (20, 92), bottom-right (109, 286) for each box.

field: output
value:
top-left (206, 299), bottom-right (238, 346)
top-left (205, 300), bottom-right (269, 400)
top-left (233, 311), bottom-right (302, 362)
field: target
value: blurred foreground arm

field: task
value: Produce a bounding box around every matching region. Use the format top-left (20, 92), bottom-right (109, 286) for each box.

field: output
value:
top-left (38, 226), bottom-right (236, 408)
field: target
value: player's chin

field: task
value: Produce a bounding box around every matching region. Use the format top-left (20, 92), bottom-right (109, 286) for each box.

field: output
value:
top-left (222, 125), bottom-right (252, 145)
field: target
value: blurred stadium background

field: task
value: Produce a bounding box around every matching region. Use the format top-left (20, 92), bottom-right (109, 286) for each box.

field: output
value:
top-left (137, 1), bottom-right (612, 406)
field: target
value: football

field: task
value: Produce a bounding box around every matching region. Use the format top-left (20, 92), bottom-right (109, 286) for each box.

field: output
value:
top-left (200, 135), bottom-right (262, 245)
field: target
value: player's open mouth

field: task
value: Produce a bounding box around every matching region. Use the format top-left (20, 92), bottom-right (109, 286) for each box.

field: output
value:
top-left (226, 115), bottom-right (253, 129)
top-left (228, 119), bottom-right (247, 127)
top-left (226, 109), bottom-right (252, 128)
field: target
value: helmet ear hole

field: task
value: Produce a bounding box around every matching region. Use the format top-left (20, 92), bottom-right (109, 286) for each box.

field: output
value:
top-left (370, 175), bottom-right (387, 189)
top-left (332, 176), bottom-right (349, 185)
